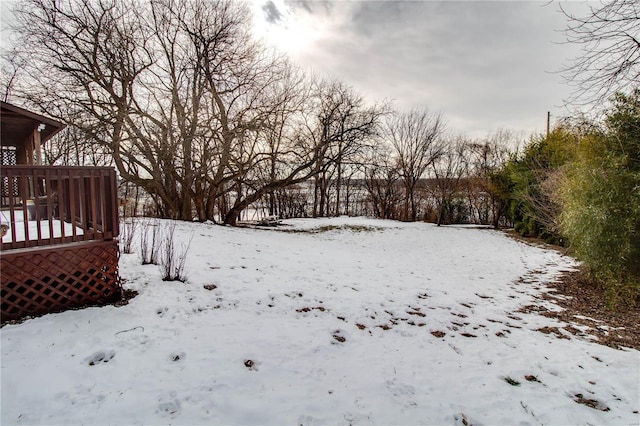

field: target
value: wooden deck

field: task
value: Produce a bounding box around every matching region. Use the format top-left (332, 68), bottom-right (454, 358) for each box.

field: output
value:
top-left (1, 166), bottom-right (121, 322)
top-left (1, 165), bottom-right (119, 249)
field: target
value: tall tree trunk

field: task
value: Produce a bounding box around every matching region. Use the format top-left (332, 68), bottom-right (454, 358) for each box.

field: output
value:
top-left (318, 172), bottom-right (327, 218)
top-left (313, 177), bottom-right (319, 218)
top-left (335, 157), bottom-right (342, 217)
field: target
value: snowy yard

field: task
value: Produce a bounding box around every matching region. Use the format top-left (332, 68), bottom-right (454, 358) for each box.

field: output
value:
top-left (1, 217), bottom-right (638, 425)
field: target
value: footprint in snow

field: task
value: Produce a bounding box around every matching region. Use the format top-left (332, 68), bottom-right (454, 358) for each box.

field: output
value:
top-left (451, 412), bottom-right (484, 426)
top-left (170, 352), bottom-right (186, 362)
top-left (85, 350), bottom-right (116, 366)
top-left (297, 415), bottom-right (316, 425)
top-left (157, 400), bottom-right (181, 416)
top-left (448, 343), bottom-right (462, 355)
top-left (332, 330), bottom-right (346, 343)
top-left (386, 380), bottom-right (417, 407)
top-left (244, 359), bottom-right (261, 371)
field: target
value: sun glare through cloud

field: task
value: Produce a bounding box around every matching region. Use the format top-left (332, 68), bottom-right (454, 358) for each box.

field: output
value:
top-left (249, 0), bottom-right (331, 57)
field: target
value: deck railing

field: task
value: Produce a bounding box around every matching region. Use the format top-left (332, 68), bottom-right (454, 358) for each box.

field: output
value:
top-left (0, 165), bottom-right (119, 250)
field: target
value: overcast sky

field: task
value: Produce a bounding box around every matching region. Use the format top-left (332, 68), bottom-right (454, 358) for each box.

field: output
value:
top-left (0, 0), bottom-right (588, 139)
top-left (250, 0), bottom-right (588, 139)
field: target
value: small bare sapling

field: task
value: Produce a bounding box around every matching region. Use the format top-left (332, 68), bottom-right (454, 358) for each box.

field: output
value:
top-left (140, 219), bottom-right (161, 265)
top-left (159, 221), bottom-right (192, 282)
top-left (119, 218), bottom-right (139, 254)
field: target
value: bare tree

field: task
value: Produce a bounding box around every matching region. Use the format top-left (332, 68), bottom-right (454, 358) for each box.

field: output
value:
top-left (307, 79), bottom-right (386, 218)
top-left (41, 108), bottom-right (114, 166)
top-left (463, 130), bottom-right (515, 226)
top-left (362, 144), bottom-right (402, 220)
top-left (218, 68), bottom-right (316, 225)
top-left (11, 0), bottom-right (296, 222)
top-left (218, 64), bottom-right (309, 224)
top-left (430, 136), bottom-right (469, 226)
top-left (387, 107), bottom-right (445, 221)
top-left (0, 49), bottom-right (24, 103)
top-left (561, 0), bottom-right (640, 105)
top-left (220, 78), bottom-right (385, 225)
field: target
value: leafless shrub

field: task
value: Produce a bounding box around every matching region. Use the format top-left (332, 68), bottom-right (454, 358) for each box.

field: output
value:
top-left (140, 219), bottom-right (161, 265)
top-left (159, 221), bottom-right (192, 282)
top-left (119, 218), bottom-right (138, 254)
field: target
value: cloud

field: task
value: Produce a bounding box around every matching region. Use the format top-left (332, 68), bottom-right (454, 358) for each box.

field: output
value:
top-left (255, 1), bottom-right (585, 138)
top-left (249, 0), bottom-right (578, 136)
top-left (262, 1), bottom-right (282, 24)
top-left (288, 1), bottom-right (335, 17)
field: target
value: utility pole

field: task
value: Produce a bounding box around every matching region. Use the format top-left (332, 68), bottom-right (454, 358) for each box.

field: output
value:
top-left (546, 111), bottom-right (551, 138)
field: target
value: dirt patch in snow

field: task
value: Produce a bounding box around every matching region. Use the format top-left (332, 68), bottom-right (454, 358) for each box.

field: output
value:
top-left (527, 270), bottom-right (640, 350)
top-left (506, 231), bottom-right (639, 350)
top-left (113, 288), bottom-right (139, 306)
top-left (573, 394), bottom-right (610, 412)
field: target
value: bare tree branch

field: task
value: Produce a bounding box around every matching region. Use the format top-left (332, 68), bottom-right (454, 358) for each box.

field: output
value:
top-left (560, 0), bottom-right (640, 106)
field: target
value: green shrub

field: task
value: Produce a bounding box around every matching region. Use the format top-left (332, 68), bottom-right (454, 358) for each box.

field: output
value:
top-left (495, 128), bottom-right (578, 243)
top-left (559, 90), bottom-right (640, 304)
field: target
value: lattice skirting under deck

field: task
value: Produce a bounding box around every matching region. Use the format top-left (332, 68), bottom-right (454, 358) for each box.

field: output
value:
top-left (1, 240), bottom-right (121, 323)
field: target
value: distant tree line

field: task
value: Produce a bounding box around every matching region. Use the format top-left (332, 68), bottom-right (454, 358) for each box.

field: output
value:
top-left (3, 0), bottom-right (518, 227)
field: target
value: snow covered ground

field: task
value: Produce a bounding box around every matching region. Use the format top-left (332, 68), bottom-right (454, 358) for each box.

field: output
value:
top-left (1, 217), bottom-right (638, 425)
top-left (0, 209), bottom-right (84, 243)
